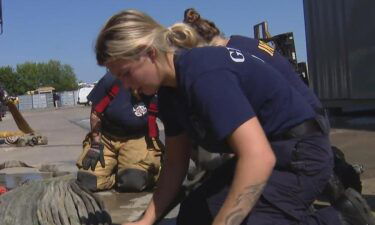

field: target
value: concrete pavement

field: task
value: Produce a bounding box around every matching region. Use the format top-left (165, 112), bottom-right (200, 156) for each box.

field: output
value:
top-left (1, 106), bottom-right (375, 224)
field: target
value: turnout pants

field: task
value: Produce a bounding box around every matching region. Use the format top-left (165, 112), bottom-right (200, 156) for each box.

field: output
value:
top-left (177, 134), bottom-right (342, 225)
top-left (76, 133), bottom-right (163, 191)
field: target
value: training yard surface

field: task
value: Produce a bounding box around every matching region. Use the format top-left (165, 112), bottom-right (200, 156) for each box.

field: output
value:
top-left (1, 106), bottom-right (375, 224)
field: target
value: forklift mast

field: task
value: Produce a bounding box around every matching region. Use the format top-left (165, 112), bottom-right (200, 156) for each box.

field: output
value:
top-left (253, 22), bottom-right (309, 85)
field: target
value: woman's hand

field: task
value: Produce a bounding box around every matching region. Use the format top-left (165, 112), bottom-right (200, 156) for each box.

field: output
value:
top-left (122, 133), bottom-right (192, 225)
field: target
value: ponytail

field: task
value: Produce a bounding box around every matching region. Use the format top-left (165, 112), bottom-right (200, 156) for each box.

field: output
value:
top-left (167, 23), bottom-right (206, 49)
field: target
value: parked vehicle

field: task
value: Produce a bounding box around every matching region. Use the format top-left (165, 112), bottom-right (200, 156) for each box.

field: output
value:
top-left (77, 86), bottom-right (94, 106)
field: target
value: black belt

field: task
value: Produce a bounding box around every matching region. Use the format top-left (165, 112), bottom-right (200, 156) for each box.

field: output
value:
top-left (101, 130), bottom-right (145, 141)
top-left (270, 119), bottom-right (323, 142)
top-left (101, 118), bottom-right (148, 139)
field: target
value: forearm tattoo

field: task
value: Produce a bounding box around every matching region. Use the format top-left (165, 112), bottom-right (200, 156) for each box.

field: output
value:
top-left (225, 183), bottom-right (266, 225)
top-left (225, 208), bottom-right (246, 225)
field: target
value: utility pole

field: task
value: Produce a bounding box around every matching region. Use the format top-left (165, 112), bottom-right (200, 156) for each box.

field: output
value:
top-left (0, 0), bottom-right (3, 34)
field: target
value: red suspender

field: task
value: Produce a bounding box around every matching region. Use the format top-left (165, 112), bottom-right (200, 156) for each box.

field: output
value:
top-left (147, 99), bottom-right (158, 138)
top-left (94, 84), bottom-right (159, 138)
top-left (94, 84), bottom-right (120, 113)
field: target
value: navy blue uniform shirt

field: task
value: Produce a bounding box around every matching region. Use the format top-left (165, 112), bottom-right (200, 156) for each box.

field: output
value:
top-left (88, 73), bottom-right (150, 137)
top-left (227, 35), bottom-right (322, 110)
top-left (158, 46), bottom-right (316, 153)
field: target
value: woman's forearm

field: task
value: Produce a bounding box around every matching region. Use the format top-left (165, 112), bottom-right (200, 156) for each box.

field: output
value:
top-left (213, 153), bottom-right (274, 225)
top-left (140, 135), bottom-right (191, 224)
top-left (90, 109), bottom-right (102, 142)
top-left (142, 157), bottom-right (189, 223)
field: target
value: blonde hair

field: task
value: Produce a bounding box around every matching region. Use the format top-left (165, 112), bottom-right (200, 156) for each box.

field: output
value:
top-left (96, 10), bottom-right (204, 66)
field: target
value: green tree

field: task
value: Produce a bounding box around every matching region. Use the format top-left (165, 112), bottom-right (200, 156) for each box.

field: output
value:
top-left (0, 66), bottom-right (24, 95)
top-left (0, 60), bottom-right (79, 95)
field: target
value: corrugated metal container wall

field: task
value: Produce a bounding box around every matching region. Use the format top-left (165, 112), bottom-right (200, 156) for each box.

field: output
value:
top-left (18, 95), bottom-right (33, 111)
top-left (345, 0), bottom-right (375, 99)
top-left (303, 0), bottom-right (375, 102)
top-left (32, 94), bottom-right (47, 109)
top-left (59, 91), bottom-right (75, 106)
top-left (46, 93), bottom-right (54, 108)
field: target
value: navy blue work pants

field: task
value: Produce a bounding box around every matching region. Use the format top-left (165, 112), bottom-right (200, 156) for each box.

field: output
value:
top-left (176, 134), bottom-right (342, 225)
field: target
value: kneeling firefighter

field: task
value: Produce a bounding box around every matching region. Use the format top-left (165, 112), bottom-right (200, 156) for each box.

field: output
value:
top-left (76, 72), bottom-right (163, 192)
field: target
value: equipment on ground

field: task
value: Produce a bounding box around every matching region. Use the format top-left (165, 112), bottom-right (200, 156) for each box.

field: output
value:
top-left (0, 185), bottom-right (7, 195)
top-left (0, 94), bottom-right (48, 147)
top-left (0, 160), bottom-right (112, 225)
top-left (0, 176), bottom-right (112, 225)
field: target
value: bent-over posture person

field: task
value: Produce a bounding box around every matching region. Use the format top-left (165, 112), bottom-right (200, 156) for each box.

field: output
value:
top-left (76, 72), bottom-right (163, 192)
top-left (95, 10), bottom-right (373, 225)
top-left (182, 7), bottom-right (365, 204)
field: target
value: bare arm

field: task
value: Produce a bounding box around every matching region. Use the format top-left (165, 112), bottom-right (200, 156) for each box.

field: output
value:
top-left (213, 117), bottom-right (276, 225)
top-left (123, 133), bottom-right (192, 225)
top-left (90, 107), bottom-right (102, 143)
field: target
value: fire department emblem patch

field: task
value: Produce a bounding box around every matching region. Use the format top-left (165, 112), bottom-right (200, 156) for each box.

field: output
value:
top-left (133, 103), bottom-right (147, 117)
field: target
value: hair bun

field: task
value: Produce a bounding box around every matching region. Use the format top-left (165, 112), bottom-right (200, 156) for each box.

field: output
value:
top-left (184, 8), bottom-right (200, 24)
top-left (181, 8), bottom-right (221, 43)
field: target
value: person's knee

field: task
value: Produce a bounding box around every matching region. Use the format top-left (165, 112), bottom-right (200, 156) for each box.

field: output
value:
top-left (117, 168), bottom-right (149, 192)
top-left (76, 170), bottom-right (114, 192)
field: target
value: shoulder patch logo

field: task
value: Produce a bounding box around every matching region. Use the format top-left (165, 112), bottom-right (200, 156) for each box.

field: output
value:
top-left (226, 47), bottom-right (245, 63)
top-left (258, 41), bottom-right (275, 56)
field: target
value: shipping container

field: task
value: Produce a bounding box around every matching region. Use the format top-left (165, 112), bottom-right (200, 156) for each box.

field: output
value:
top-left (32, 94), bottom-right (47, 109)
top-left (59, 91), bottom-right (76, 107)
top-left (46, 93), bottom-right (54, 108)
top-left (303, 0), bottom-right (375, 108)
top-left (18, 95), bottom-right (33, 111)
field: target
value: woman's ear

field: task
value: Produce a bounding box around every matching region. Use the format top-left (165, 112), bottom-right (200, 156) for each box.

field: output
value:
top-left (147, 47), bottom-right (157, 63)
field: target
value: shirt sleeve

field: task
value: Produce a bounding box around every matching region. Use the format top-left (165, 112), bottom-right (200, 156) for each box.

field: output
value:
top-left (88, 73), bottom-right (118, 105)
top-left (158, 88), bottom-right (185, 137)
top-left (190, 69), bottom-right (255, 140)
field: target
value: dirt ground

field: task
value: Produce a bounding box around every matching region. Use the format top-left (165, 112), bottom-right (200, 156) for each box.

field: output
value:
top-left (1, 106), bottom-right (375, 224)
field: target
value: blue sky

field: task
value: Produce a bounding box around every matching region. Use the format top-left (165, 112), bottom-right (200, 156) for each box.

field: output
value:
top-left (0, 0), bottom-right (307, 83)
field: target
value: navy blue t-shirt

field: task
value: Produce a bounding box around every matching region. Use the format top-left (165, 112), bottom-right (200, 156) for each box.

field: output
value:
top-left (158, 46), bottom-right (316, 153)
top-left (227, 35), bottom-right (322, 110)
top-left (88, 73), bottom-right (151, 137)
